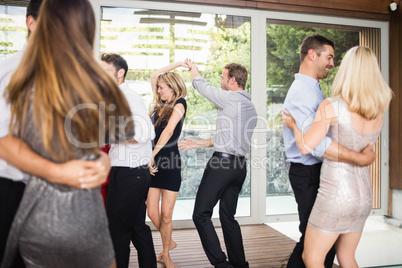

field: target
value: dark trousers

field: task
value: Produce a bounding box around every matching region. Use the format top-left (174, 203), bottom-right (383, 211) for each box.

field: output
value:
top-left (193, 154), bottom-right (249, 268)
top-left (286, 163), bottom-right (336, 268)
top-left (106, 166), bottom-right (156, 268)
top-left (0, 177), bottom-right (25, 268)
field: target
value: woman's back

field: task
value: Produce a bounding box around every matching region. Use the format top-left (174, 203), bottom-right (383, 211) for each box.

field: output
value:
top-left (308, 97), bottom-right (382, 234)
top-left (1, 0), bottom-right (133, 267)
top-left (349, 110), bottom-right (383, 136)
top-left (327, 97), bottom-right (382, 153)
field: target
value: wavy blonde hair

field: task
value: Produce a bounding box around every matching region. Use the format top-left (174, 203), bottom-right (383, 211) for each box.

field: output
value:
top-left (6, 0), bottom-right (132, 161)
top-left (331, 46), bottom-right (393, 119)
top-left (150, 72), bottom-right (187, 126)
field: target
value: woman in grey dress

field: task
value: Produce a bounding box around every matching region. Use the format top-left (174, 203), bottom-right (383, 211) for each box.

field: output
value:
top-left (282, 46), bottom-right (393, 268)
top-left (0, 0), bottom-right (134, 267)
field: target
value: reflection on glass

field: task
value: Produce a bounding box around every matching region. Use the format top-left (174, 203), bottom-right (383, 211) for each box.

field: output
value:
top-left (265, 21), bottom-right (359, 215)
top-left (101, 7), bottom-right (251, 219)
top-left (0, 5), bottom-right (27, 64)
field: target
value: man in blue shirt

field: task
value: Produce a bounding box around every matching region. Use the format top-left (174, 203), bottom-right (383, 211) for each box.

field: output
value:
top-left (283, 34), bottom-right (376, 268)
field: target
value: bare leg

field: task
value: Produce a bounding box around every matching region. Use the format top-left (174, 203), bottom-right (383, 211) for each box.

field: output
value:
top-left (147, 187), bottom-right (162, 230)
top-left (158, 189), bottom-right (179, 268)
top-left (302, 226), bottom-right (339, 268)
top-left (335, 232), bottom-right (362, 268)
top-left (147, 187), bottom-right (177, 261)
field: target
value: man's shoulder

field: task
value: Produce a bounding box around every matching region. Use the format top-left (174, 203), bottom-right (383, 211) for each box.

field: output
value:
top-left (119, 83), bottom-right (142, 99)
top-left (285, 78), bottom-right (321, 101)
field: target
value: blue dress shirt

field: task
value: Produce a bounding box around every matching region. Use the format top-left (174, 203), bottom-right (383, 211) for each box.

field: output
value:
top-left (283, 73), bottom-right (331, 165)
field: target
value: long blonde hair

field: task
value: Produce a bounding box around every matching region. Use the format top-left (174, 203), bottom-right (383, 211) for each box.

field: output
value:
top-left (6, 0), bottom-right (132, 161)
top-left (331, 46), bottom-right (393, 119)
top-left (150, 72), bottom-right (187, 126)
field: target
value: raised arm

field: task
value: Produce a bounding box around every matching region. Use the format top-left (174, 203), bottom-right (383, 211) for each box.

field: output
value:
top-left (150, 61), bottom-right (190, 90)
top-left (178, 136), bottom-right (215, 152)
top-left (185, 59), bottom-right (201, 81)
top-left (185, 59), bottom-right (228, 109)
top-left (0, 135), bottom-right (110, 189)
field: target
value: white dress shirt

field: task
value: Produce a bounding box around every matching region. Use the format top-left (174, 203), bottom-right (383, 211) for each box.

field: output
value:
top-left (109, 82), bottom-right (155, 168)
top-left (0, 46), bottom-right (26, 181)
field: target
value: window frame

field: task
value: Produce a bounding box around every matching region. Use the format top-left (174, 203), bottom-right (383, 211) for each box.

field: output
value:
top-left (90, 0), bottom-right (390, 227)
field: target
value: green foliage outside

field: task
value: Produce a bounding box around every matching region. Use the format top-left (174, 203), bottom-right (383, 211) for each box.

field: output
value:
top-left (120, 20), bottom-right (359, 129)
top-left (185, 20), bottom-right (251, 125)
top-left (123, 19), bottom-right (252, 126)
top-left (266, 24), bottom-right (359, 128)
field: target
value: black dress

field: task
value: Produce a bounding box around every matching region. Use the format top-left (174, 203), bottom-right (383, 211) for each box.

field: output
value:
top-left (150, 98), bottom-right (187, 192)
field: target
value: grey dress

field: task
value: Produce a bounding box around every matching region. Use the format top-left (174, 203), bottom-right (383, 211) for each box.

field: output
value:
top-left (308, 97), bottom-right (382, 233)
top-left (1, 102), bottom-right (133, 268)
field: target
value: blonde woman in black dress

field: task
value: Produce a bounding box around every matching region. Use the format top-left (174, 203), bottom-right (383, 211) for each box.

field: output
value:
top-left (147, 62), bottom-right (188, 268)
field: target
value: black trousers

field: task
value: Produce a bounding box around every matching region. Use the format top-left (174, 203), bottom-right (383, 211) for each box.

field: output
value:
top-left (286, 163), bottom-right (336, 268)
top-left (193, 154), bottom-right (249, 268)
top-left (0, 177), bottom-right (25, 268)
top-left (106, 166), bottom-right (156, 268)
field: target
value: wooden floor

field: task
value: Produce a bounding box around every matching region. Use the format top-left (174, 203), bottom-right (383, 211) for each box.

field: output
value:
top-left (128, 224), bottom-right (338, 268)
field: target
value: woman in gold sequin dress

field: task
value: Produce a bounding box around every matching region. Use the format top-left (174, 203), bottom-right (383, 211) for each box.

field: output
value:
top-left (283, 46), bottom-right (393, 268)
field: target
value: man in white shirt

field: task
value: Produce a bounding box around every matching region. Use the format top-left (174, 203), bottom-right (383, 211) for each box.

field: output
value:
top-left (101, 53), bottom-right (157, 268)
top-left (0, 1), bottom-right (109, 266)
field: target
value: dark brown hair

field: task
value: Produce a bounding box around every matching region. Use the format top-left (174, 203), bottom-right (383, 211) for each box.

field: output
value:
top-left (300, 34), bottom-right (335, 62)
top-left (26, 0), bottom-right (43, 19)
top-left (224, 63), bottom-right (248, 89)
top-left (101, 53), bottom-right (128, 79)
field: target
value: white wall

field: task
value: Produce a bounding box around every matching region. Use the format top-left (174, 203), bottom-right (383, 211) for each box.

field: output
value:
top-left (393, 189), bottom-right (402, 221)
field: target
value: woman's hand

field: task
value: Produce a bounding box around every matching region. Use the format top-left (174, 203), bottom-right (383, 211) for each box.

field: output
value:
top-left (185, 58), bottom-right (198, 70)
top-left (178, 137), bottom-right (198, 152)
top-left (54, 151), bottom-right (110, 189)
top-left (148, 157), bottom-right (158, 176)
top-left (177, 60), bottom-right (191, 70)
top-left (281, 110), bottom-right (297, 131)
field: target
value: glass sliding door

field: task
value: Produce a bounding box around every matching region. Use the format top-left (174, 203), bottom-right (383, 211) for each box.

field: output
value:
top-left (100, 6), bottom-right (251, 221)
top-left (0, 4), bottom-right (27, 64)
top-left (92, 0), bottom-right (390, 225)
top-left (265, 20), bottom-right (362, 216)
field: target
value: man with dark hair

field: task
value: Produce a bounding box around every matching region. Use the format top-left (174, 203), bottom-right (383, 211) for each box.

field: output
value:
top-left (101, 53), bottom-right (129, 80)
top-left (224, 63), bottom-right (248, 89)
top-left (25, 0), bottom-right (42, 35)
top-left (179, 61), bottom-right (256, 268)
top-left (98, 53), bottom-right (130, 206)
top-left (101, 53), bottom-right (157, 268)
top-left (283, 34), bottom-right (376, 268)
top-left (0, 1), bottom-right (109, 266)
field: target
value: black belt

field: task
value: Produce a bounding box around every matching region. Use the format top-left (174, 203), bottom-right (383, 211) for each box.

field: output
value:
top-left (112, 164), bottom-right (148, 170)
top-left (213, 152), bottom-right (245, 160)
top-left (290, 162), bottom-right (321, 167)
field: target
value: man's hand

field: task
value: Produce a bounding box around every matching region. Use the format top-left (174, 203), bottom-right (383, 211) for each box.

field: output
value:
top-left (358, 142), bottom-right (376, 166)
top-left (178, 137), bottom-right (198, 152)
top-left (185, 58), bottom-right (200, 80)
top-left (53, 151), bottom-right (111, 189)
